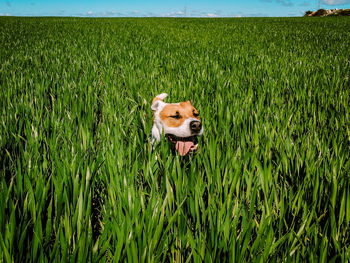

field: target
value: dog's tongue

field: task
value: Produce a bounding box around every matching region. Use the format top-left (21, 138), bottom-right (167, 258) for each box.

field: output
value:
top-left (175, 141), bottom-right (194, 156)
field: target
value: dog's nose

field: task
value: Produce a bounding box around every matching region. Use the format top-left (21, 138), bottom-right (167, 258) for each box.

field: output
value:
top-left (190, 121), bottom-right (202, 133)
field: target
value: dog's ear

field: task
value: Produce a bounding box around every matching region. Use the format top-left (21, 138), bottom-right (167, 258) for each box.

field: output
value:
top-left (152, 93), bottom-right (168, 104)
top-left (151, 93), bottom-right (168, 112)
top-left (156, 93), bottom-right (168, 101)
top-left (151, 100), bottom-right (165, 112)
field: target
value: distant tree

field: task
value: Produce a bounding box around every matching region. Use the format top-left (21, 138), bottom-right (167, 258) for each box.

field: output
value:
top-left (338, 9), bottom-right (350, 16)
top-left (304, 10), bottom-right (313, 16)
top-left (303, 8), bottom-right (350, 17)
top-left (315, 9), bottom-right (327, 16)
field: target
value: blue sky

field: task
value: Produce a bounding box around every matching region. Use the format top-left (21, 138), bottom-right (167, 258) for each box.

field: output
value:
top-left (1, 0), bottom-right (350, 17)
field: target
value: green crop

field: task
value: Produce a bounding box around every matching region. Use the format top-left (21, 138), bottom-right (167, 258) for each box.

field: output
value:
top-left (0, 16), bottom-right (349, 262)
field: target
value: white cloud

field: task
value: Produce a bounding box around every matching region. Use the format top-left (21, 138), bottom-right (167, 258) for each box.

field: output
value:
top-left (162, 10), bottom-right (185, 17)
top-left (234, 14), bottom-right (243, 17)
top-left (132, 10), bottom-right (139, 14)
top-left (105, 11), bottom-right (117, 16)
top-left (162, 12), bottom-right (173, 17)
top-left (6, 13), bottom-right (11, 16)
top-left (190, 11), bottom-right (220, 17)
top-left (85, 10), bottom-right (126, 17)
top-left (321, 0), bottom-right (350, 4)
top-left (0, 13), bottom-right (3, 16)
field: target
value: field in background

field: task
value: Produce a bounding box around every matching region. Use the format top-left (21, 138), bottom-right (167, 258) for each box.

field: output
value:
top-left (0, 17), bottom-right (349, 262)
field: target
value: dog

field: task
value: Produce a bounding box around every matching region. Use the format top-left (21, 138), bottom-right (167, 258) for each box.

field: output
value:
top-left (151, 93), bottom-right (203, 156)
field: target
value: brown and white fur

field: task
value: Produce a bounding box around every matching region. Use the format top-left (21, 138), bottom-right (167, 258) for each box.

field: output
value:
top-left (151, 93), bottom-right (203, 156)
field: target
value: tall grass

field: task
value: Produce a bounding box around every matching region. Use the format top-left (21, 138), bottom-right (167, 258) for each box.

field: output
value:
top-left (0, 17), bottom-right (349, 262)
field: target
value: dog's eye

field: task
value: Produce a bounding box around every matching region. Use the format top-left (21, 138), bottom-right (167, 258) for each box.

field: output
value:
top-left (170, 112), bottom-right (181, 119)
top-left (193, 110), bottom-right (199, 117)
top-left (170, 115), bottom-right (181, 119)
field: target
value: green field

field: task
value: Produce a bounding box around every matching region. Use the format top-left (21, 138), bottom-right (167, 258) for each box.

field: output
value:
top-left (1, 17), bottom-right (350, 262)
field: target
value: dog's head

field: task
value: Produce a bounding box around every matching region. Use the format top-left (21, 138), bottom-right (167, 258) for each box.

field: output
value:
top-left (151, 93), bottom-right (203, 156)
